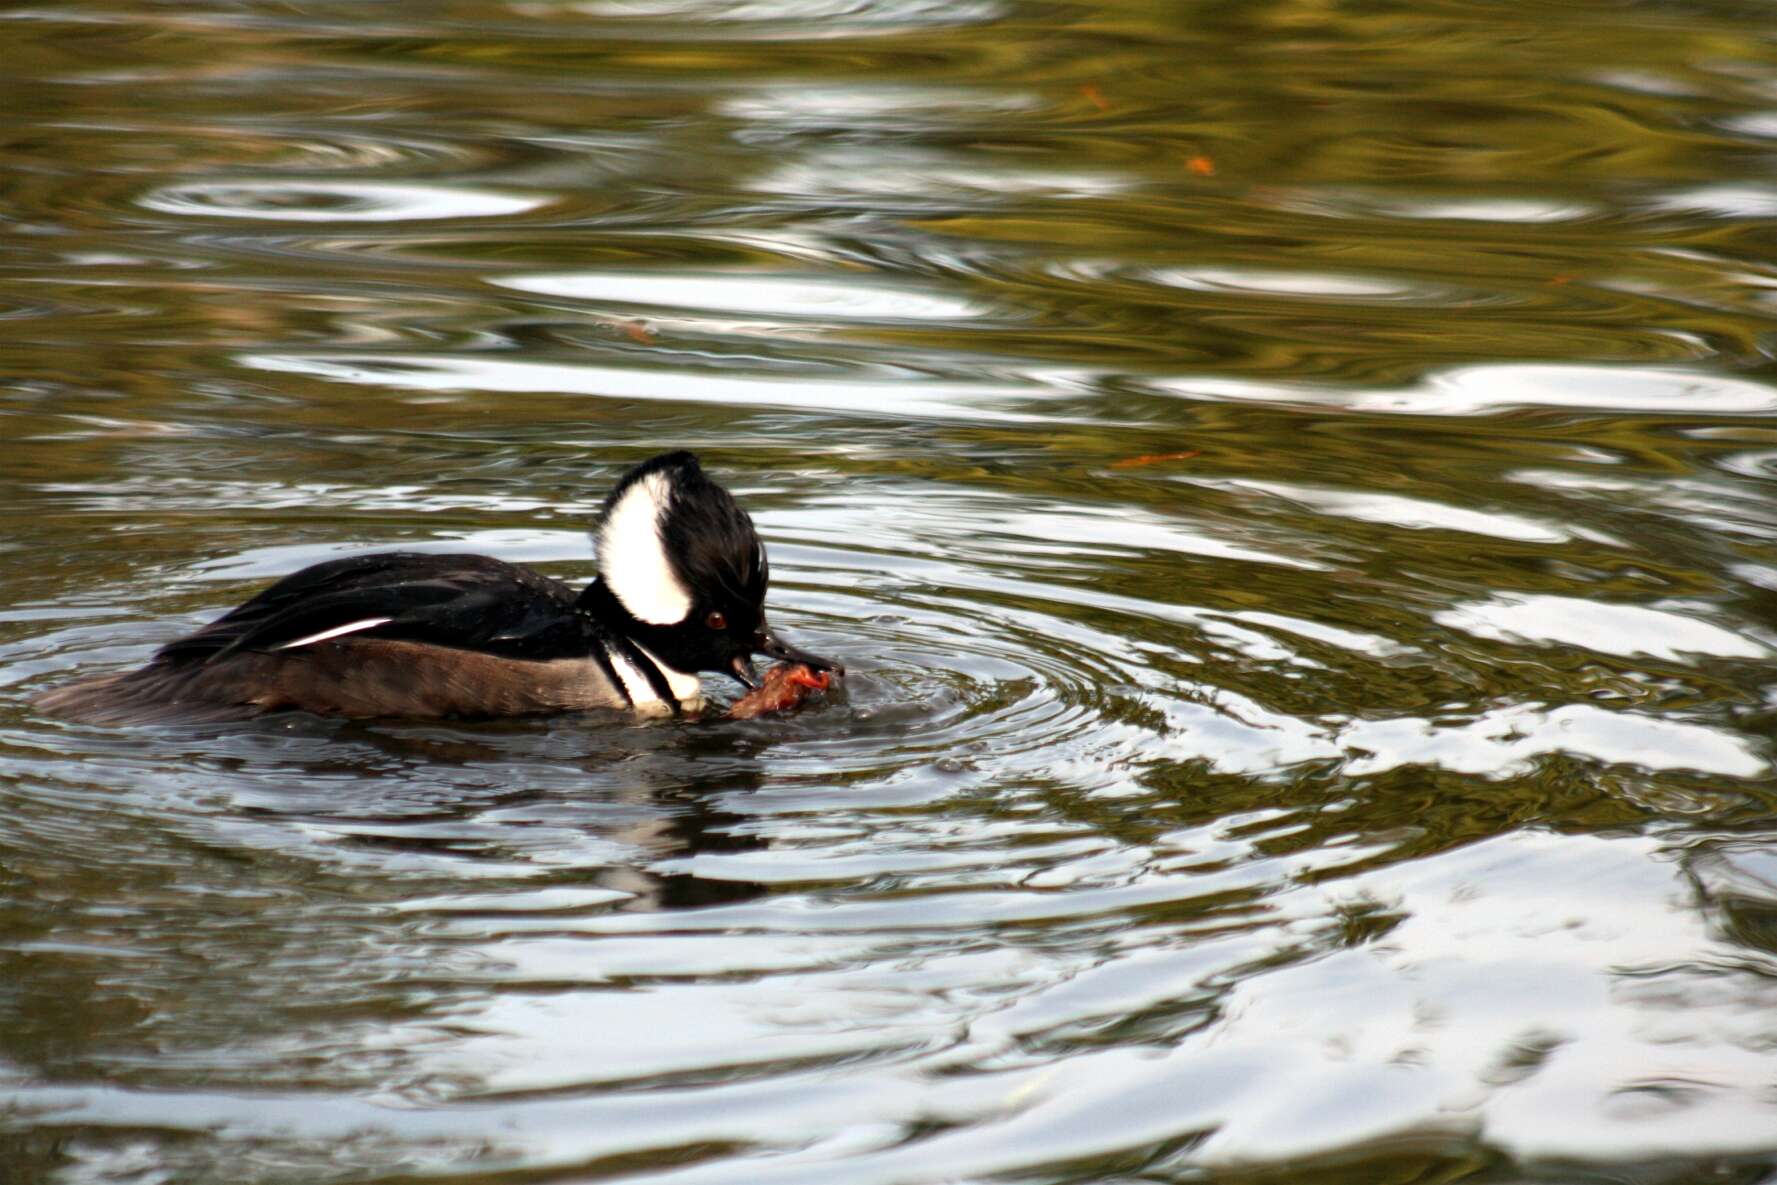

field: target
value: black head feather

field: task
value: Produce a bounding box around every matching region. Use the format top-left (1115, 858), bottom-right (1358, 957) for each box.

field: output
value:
top-left (586, 451), bottom-right (773, 680)
top-left (663, 454), bottom-right (765, 604)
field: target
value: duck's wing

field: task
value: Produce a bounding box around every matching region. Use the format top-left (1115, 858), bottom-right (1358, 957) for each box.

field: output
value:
top-left (156, 552), bottom-right (588, 664)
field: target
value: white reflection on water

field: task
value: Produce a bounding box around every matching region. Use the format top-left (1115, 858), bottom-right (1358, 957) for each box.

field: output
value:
top-left (1722, 111), bottom-right (1777, 139)
top-left (797, 490), bottom-right (1327, 571)
top-left (1187, 831), bottom-right (1775, 1166)
top-left (422, 977), bottom-right (949, 1092)
top-left (1650, 185), bottom-right (1777, 218)
top-left (719, 86), bottom-right (1039, 122)
top-left (1150, 267), bottom-right (1427, 301)
top-left (15, 831), bottom-right (1775, 1176)
top-left (1164, 363), bottom-right (1777, 415)
top-left (1339, 703), bottom-right (1765, 779)
top-left (496, 270), bottom-right (983, 320)
top-left (752, 147), bottom-right (1131, 198)
top-left (515, 0), bottom-right (1005, 27)
top-left (401, 833), bottom-right (1777, 1179)
top-left (1268, 190), bottom-right (1598, 223)
top-left (771, 483), bottom-right (1329, 572)
top-left (1382, 197), bottom-right (1596, 222)
top-left (1437, 593), bottom-right (1772, 661)
top-left (139, 180), bottom-right (548, 222)
top-left (1223, 479), bottom-right (1577, 543)
top-left (238, 352), bottom-right (1096, 424)
top-left (40, 479), bottom-right (571, 518)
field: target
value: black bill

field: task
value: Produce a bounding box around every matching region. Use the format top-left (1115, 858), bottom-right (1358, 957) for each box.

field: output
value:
top-left (728, 628), bottom-right (842, 690)
top-left (759, 628), bottom-right (842, 674)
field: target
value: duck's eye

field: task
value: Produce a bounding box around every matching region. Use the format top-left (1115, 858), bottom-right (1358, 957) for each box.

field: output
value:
top-left (705, 610), bottom-right (727, 631)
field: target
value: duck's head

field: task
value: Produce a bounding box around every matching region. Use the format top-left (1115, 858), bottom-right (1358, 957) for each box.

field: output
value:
top-left (591, 451), bottom-right (838, 690)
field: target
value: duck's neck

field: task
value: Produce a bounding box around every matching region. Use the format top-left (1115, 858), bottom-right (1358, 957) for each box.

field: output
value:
top-left (577, 579), bottom-right (704, 707)
top-left (577, 577), bottom-right (631, 630)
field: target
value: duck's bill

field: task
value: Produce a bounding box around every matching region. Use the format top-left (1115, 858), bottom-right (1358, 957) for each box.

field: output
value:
top-left (760, 629), bottom-right (842, 674)
top-left (728, 629), bottom-right (842, 690)
top-left (728, 654), bottom-right (762, 690)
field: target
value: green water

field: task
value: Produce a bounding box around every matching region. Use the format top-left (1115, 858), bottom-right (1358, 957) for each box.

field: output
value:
top-left (8, 0), bottom-right (1777, 1181)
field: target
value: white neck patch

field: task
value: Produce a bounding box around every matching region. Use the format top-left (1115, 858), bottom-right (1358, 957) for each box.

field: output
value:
top-left (634, 642), bottom-right (705, 706)
top-left (599, 471), bottom-right (693, 625)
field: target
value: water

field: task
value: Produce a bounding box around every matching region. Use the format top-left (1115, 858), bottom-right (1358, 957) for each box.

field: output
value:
top-left (8, 0), bottom-right (1777, 1181)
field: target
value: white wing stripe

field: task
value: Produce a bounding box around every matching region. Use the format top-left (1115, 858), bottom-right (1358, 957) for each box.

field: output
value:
top-left (274, 617), bottom-right (394, 650)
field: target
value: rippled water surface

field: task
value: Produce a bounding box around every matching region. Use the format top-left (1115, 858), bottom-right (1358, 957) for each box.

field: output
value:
top-left (13, 0), bottom-right (1777, 1181)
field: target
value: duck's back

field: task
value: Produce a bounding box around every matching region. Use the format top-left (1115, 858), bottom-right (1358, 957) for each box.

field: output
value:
top-left (37, 552), bottom-right (634, 724)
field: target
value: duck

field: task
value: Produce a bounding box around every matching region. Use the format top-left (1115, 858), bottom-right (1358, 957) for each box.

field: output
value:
top-left (35, 451), bottom-right (839, 725)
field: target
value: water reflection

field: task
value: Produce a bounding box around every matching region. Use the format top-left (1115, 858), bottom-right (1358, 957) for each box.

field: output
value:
top-left (11, 0), bottom-right (1777, 1180)
top-left (1437, 593), bottom-right (1771, 660)
top-left (141, 179), bottom-right (550, 223)
top-left (496, 270), bottom-right (985, 321)
top-left (239, 352), bottom-right (1090, 423)
top-left (1167, 363), bottom-right (1777, 414)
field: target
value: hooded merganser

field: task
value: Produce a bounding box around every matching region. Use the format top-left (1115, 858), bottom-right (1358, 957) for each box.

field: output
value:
top-left (36, 451), bottom-right (839, 725)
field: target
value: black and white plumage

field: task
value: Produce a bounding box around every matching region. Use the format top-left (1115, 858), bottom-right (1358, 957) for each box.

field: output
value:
top-left (36, 451), bottom-right (837, 725)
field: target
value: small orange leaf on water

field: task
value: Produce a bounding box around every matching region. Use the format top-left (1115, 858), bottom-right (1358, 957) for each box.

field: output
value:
top-left (1111, 450), bottom-right (1200, 469)
top-left (1186, 155), bottom-right (1216, 177)
top-left (1080, 83), bottom-right (1110, 111)
top-left (620, 319), bottom-right (657, 344)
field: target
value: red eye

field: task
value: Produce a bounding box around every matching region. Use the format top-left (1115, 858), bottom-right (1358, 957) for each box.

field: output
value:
top-left (706, 611), bottom-right (727, 631)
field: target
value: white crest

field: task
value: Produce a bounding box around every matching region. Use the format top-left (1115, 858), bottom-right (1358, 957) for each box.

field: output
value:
top-left (598, 471), bottom-right (693, 625)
